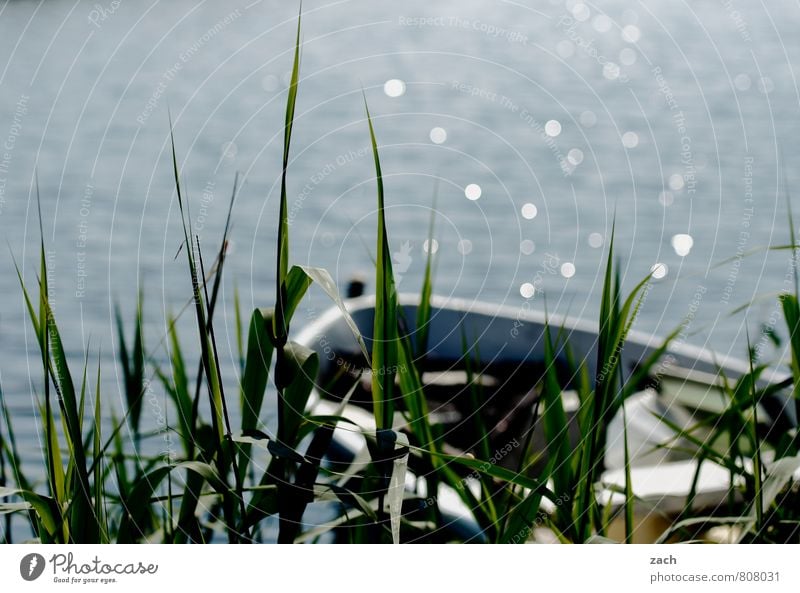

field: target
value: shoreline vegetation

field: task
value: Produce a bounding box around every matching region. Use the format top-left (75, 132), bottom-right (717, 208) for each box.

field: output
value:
top-left (1, 13), bottom-right (799, 544)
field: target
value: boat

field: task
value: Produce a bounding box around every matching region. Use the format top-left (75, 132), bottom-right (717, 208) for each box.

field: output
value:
top-left (296, 293), bottom-right (797, 541)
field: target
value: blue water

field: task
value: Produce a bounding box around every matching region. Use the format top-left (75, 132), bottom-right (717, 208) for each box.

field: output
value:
top-left (1, 0), bottom-right (800, 536)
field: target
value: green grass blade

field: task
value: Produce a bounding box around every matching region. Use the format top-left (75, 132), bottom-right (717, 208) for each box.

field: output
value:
top-left (283, 265), bottom-right (313, 323)
top-left (238, 308), bottom-right (274, 482)
top-left (541, 322), bottom-right (571, 524)
top-left (461, 328), bottom-right (491, 461)
top-left (77, 346), bottom-right (90, 451)
top-left (277, 342), bottom-right (319, 447)
top-left (396, 332), bottom-right (434, 447)
top-left (423, 449), bottom-right (558, 505)
top-left (20, 491), bottom-right (61, 541)
top-left (746, 329), bottom-right (764, 532)
top-left (92, 352), bottom-right (109, 543)
top-left (195, 236), bottom-right (248, 541)
top-left (416, 182), bottom-right (438, 356)
top-left (0, 382), bottom-right (8, 542)
top-left (42, 298), bottom-right (96, 540)
top-left (780, 294), bottom-right (800, 438)
top-left (116, 465), bottom-right (172, 543)
top-left (499, 487), bottom-right (546, 544)
top-left (622, 401), bottom-right (634, 544)
top-left (169, 121), bottom-right (224, 444)
top-left (739, 454), bottom-right (800, 542)
top-left (27, 201), bottom-right (96, 542)
top-left (163, 314), bottom-right (193, 457)
top-left (274, 7), bottom-right (302, 344)
top-left (234, 281), bottom-right (245, 375)
top-left (364, 96), bottom-right (398, 430)
top-left (132, 295), bottom-right (145, 437)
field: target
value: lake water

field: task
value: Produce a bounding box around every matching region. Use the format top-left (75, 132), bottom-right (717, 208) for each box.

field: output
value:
top-left (1, 0), bottom-right (800, 503)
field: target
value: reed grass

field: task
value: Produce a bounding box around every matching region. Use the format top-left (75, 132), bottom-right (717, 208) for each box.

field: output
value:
top-left (1, 12), bottom-right (799, 545)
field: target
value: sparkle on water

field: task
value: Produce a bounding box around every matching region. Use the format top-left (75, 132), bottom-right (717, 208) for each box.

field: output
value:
top-left (520, 239), bottom-right (535, 255)
top-left (734, 73), bottom-right (752, 91)
top-left (588, 232), bottom-right (604, 248)
top-left (561, 262), bottom-right (576, 279)
top-left (544, 119), bottom-right (562, 137)
top-left (571, 3), bottom-right (590, 21)
top-left (429, 127), bottom-right (447, 144)
top-left (384, 79), bottom-right (406, 98)
top-left (465, 183), bottom-right (482, 201)
top-left (758, 77), bottom-right (774, 94)
top-left (659, 191), bottom-right (675, 206)
top-left (671, 233), bottom-right (694, 257)
top-left (568, 148), bottom-right (584, 165)
top-left (650, 263), bottom-right (668, 280)
top-left (622, 24), bottom-right (641, 43)
top-left (521, 203), bottom-right (538, 219)
top-left (668, 174), bottom-right (685, 191)
top-left (603, 62), bottom-right (621, 80)
top-left (457, 239), bottom-right (473, 255)
top-left (423, 239), bottom-right (439, 254)
top-left (520, 282), bottom-right (536, 299)
top-left (622, 131), bottom-right (639, 148)
top-left (556, 40), bottom-right (575, 58)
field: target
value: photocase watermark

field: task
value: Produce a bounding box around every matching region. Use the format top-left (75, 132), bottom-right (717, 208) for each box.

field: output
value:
top-left (19, 553), bottom-right (45, 581)
top-left (648, 285), bottom-right (707, 384)
top-left (315, 334), bottom-right (404, 375)
top-left (721, 156), bottom-right (754, 305)
top-left (0, 94), bottom-right (29, 218)
top-left (652, 66), bottom-right (697, 197)
top-left (19, 552), bottom-right (158, 584)
top-left (451, 82), bottom-right (571, 175)
top-left (334, 356), bottom-right (365, 377)
top-left (46, 249), bottom-right (57, 312)
top-left (194, 179), bottom-right (215, 236)
top-left (288, 145), bottom-right (372, 226)
top-left (457, 438), bottom-right (520, 489)
top-left (398, 15), bottom-right (529, 45)
top-left (506, 493), bottom-right (571, 543)
top-left (392, 240), bottom-right (413, 286)
top-left (673, 110), bottom-right (697, 196)
top-left (555, 15), bottom-right (630, 84)
top-left (719, 0), bottom-right (751, 43)
top-left (653, 66), bottom-right (679, 111)
top-left (87, 1), bottom-right (122, 29)
top-left (137, 9), bottom-right (243, 126)
top-left (75, 181), bottom-right (93, 299)
top-left (752, 248), bottom-right (799, 361)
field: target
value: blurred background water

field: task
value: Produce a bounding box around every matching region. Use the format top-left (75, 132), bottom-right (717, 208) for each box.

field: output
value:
top-left (1, 0), bottom-right (800, 488)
